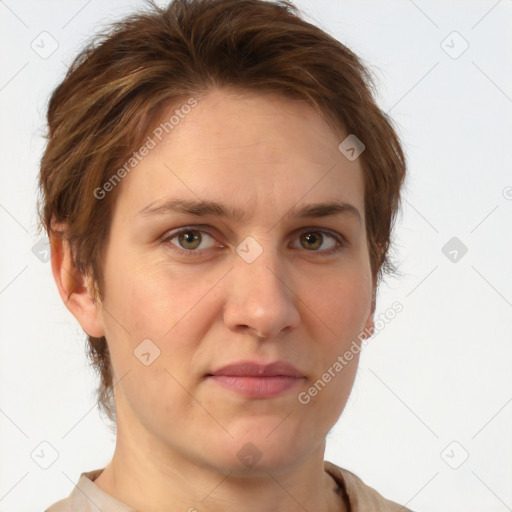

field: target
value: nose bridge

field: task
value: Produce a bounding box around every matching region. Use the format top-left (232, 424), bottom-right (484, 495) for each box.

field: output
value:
top-left (243, 246), bottom-right (287, 301)
top-left (224, 238), bottom-right (300, 338)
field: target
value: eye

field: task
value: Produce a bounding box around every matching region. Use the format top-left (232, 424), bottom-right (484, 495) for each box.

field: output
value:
top-left (291, 229), bottom-right (345, 254)
top-left (162, 228), bottom-right (218, 255)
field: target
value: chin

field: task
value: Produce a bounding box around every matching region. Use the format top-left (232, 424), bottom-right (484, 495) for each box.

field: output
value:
top-left (202, 429), bottom-right (311, 477)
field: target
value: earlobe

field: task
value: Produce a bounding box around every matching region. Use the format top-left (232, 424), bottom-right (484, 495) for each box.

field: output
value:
top-left (49, 225), bottom-right (105, 338)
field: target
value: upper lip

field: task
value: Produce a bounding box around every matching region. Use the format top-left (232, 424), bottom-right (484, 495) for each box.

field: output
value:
top-left (208, 360), bottom-right (304, 378)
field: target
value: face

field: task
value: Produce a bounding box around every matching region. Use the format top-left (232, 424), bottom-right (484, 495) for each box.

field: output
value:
top-left (92, 88), bottom-right (374, 475)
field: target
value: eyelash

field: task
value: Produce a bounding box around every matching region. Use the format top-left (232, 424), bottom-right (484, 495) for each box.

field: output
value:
top-left (160, 226), bottom-right (347, 258)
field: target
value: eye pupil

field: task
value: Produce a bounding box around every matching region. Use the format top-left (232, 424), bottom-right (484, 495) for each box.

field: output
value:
top-left (301, 232), bottom-right (322, 250)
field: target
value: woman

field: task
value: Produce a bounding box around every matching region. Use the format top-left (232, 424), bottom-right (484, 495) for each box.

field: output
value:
top-left (39, 0), bottom-right (409, 510)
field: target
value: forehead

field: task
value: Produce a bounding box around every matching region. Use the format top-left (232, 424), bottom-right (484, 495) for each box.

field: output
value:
top-left (112, 88), bottom-right (364, 222)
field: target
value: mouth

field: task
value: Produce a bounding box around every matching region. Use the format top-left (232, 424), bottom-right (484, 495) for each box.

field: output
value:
top-left (206, 360), bottom-right (305, 399)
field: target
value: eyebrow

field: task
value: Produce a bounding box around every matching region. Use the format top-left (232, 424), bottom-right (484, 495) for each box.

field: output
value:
top-left (136, 198), bottom-right (361, 224)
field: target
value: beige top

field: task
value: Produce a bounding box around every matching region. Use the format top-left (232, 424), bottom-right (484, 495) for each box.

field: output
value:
top-left (45, 460), bottom-right (413, 511)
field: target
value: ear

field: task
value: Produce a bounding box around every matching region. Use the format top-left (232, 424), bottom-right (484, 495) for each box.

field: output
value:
top-left (49, 222), bottom-right (105, 338)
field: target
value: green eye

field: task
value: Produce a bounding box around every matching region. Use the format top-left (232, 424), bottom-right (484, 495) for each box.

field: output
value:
top-left (294, 230), bottom-right (340, 252)
top-left (163, 228), bottom-right (217, 255)
top-left (300, 232), bottom-right (323, 250)
top-left (177, 230), bottom-right (203, 250)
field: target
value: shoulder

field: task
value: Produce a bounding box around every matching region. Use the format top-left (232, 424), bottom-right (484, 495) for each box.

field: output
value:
top-left (45, 495), bottom-right (73, 512)
top-left (45, 468), bottom-right (114, 512)
top-left (324, 460), bottom-right (415, 512)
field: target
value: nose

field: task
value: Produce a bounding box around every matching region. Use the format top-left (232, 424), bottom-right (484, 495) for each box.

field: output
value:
top-left (223, 245), bottom-right (301, 339)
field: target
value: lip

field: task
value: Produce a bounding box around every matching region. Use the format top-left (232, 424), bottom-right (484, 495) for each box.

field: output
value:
top-left (207, 361), bottom-right (305, 399)
top-left (209, 361), bottom-right (304, 378)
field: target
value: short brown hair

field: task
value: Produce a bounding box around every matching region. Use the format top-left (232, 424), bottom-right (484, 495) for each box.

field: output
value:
top-left (37, 0), bottom-right (406, 426)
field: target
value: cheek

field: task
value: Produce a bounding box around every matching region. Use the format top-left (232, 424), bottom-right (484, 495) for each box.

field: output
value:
top-left (299, 351), bottom-right (360, 435)
top-left (307, 267), bottom-right (372, 338)
top-left (113, 358), bottom-right (197, 441)
top-left (100, 255), bottom-right (224, 378)
top-left (102, 254), bottom-right (193, 339)
top-left (101, 259), bottom-right (203, 422)
top-left (304, 267), bottom-right (370, 420)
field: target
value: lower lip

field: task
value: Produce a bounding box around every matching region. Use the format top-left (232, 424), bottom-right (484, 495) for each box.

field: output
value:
top-left (208, 375), bottom-right (303, 398)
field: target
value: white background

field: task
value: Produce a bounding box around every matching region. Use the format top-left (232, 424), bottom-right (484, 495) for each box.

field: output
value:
top-left (0, 1), bottom-right (511, 511)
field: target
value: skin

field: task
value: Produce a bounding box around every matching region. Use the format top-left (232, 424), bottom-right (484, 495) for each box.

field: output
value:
top-left (52, 88), bottom-right (375, 512)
